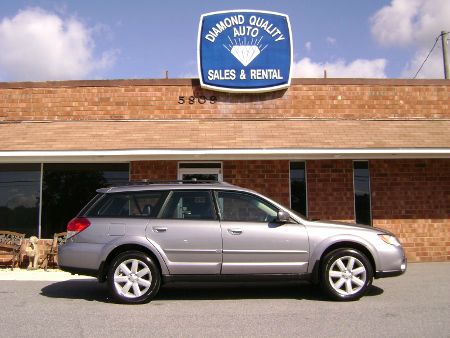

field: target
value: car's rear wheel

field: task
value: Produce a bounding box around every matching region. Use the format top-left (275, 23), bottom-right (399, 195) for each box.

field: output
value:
top-left (107, 251), bottom-right (160, 304)
top-left (320, 248), bottom-right (373, 301)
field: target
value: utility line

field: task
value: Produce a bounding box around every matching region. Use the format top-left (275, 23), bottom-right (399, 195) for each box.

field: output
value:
top-left (412, 32), bottom-right (447, 79)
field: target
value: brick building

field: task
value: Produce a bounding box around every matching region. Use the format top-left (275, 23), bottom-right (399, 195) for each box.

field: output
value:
top-left (0, 78), bottom-right (449, 263)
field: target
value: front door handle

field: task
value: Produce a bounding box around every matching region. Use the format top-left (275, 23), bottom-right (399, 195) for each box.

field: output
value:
top-left (227, 228), bottom-right (243, 235)
top-left (152, 226), bottom-right (168, 233)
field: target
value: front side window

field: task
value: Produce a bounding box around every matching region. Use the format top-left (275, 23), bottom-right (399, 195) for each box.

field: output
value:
top-left (160, 190), bottom-right (216, 220)
top-left (216, 191), bottom-right (278, 222)
top-left (86, 191), bottom-right (167, 218)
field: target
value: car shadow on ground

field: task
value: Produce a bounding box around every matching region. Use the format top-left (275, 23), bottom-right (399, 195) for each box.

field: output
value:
top-left (40, 279), bottom-right (383, 303)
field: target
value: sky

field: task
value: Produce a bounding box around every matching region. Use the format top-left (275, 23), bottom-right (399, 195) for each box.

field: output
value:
top-left (0, 0), bottom-right (449, 82)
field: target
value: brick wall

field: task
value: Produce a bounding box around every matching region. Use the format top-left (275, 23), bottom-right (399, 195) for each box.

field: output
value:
top-left (305, 159), bottom-right (450, 262)
top-left (130, 160), bottom-right (178, 181)
top-left (1, 78), bottom-right (447, 263)
top-left (306, 160), bottom-right (355, 221)
top-left (129, 160), bottom-right (290, 206)
top-left (128, 159), bottom-right (450, 262)
top-left (1, 79), bottom-right (449, 122)
top-left (223, 160), bottom-right (290, 206)
top-left (1, 158), bottom-right (447, 263)
top-left (370, 159), bottom-right (450, 262)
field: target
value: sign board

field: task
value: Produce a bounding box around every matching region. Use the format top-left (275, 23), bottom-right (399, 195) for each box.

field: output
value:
top-left (197, 10), bottom-right (292, 93)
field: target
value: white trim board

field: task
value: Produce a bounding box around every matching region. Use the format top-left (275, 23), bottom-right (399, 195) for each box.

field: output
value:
top-left (0, 148), bottom-right (449, 163)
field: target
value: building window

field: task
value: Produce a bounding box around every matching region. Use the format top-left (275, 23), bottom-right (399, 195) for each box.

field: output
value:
top-left (353, 161), bottom-right (372, 225)
top-left (178, 162), bottom-right (223, 181)
top-left (41, 163), bottom-right (129, 238)
top-left (0, 164), bottom-right (41, 237)
top-left (290, 162), bottom-right (307, 217)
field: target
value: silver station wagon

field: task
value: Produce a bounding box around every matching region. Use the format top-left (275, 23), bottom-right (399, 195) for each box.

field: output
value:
top-left (59, 181), bottom-right (406, 304)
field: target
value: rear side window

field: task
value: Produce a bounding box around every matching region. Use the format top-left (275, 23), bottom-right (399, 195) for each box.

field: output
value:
top-left (77, 193), bottom-right (103, 216)
top-left (160, 190), bottom-right (216, 220)
top-left (85, 191), bottom-right (168, 218)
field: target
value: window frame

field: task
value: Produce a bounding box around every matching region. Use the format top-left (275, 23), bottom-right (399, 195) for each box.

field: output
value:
top-left (177, 161), bottom-right (223, 181)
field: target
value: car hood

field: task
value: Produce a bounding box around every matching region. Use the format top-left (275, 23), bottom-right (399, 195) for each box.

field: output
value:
top-left (304, 219), bottom-right (392, 235)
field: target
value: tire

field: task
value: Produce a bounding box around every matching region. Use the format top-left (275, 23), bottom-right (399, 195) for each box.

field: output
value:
top-left (107, 251), bottom-right (161, 304)
top-left (320, 248), bottom-right (373, 301)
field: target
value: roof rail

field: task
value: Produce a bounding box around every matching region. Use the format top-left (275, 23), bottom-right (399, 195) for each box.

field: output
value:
top-left (106, 179), bottom-right (231, 187)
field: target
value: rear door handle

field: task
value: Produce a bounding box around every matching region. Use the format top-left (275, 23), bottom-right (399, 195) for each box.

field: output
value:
top-left (152, 226), bottom-right (168, 233)
top-left (227, 228), bottom-right (243, 235)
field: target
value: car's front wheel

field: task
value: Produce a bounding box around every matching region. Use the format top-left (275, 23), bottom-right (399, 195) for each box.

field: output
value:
top-left (107, 251), bottom-right (161, 304)
top-left (320, 248), bottom-right (373, 301)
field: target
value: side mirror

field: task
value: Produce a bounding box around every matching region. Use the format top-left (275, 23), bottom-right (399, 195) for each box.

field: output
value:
top-left (277, 210), bottom-right (290, 223)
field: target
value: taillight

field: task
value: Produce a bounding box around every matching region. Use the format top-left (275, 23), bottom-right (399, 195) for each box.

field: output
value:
top-left (67, 217), bottom-right (91, 238)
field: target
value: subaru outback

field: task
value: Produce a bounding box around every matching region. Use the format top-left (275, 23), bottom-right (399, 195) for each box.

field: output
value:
top-left (59, 181), bottom-right (406, 304)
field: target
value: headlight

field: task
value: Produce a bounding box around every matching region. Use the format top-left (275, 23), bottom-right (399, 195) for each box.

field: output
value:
top-left (378, 234), bottom-right (401, 247)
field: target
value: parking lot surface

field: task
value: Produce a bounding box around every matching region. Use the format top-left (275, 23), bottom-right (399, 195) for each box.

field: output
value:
top-left (0, 262), bottom-right (448, 337)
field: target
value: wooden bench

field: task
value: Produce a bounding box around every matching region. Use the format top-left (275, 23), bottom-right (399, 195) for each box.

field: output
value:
top-left (0, 231), bottom-right (25, 270)
top-left (42, 232), bottom-right (67, 270)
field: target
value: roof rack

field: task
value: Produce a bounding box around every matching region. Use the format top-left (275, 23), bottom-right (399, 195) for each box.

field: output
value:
top-left (106, 179), bottom-right (231, 187)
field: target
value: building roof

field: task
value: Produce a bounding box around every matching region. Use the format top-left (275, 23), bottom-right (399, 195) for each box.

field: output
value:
top-left (1, 119), bottom-right (449, 162)
top-left (1, 78), bottom-right (449, 162)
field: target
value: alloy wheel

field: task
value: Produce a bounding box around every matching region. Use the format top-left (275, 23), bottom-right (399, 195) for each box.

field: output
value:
top-left (113, 258), bottom-right (153, 298)
top-left (328, 255), bottom-right (367, 296)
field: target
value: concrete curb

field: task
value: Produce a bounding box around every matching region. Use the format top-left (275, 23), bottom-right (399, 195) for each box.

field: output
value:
top-left (0, 268), bottom-right (95, 281)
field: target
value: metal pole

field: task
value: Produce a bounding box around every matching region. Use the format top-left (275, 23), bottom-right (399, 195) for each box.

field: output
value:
top-left (38, 163), bottom-right (43, 238)
top-left (442, 31), bottom-right (449, 79)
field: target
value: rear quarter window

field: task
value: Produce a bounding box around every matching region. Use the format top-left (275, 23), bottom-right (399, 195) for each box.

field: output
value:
top-left (85, 191), bottom-right (168, 218)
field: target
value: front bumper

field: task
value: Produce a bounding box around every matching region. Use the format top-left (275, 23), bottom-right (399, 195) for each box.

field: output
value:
top-left (375, 257), bottom-right (407, 279)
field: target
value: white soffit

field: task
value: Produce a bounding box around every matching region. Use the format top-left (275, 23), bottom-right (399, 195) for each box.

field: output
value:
top-left (0, 148), bottom-right (449, 163)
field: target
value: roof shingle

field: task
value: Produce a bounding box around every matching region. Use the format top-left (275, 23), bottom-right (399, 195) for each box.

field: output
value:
top-left (1, 120), bottom-right (449, 151)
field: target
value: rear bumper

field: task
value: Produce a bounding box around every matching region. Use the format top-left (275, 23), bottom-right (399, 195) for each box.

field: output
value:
top-left (58, 240), bottom-right (104, 271)
top-left (375, 257), bottom-right (407, 279)
top-left (59, 265), bottom-right (99, 278)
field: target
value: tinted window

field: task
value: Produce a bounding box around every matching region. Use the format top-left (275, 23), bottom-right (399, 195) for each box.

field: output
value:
top-left (290, 161), bottom-right (307, 216)
top-left (42, 163), bottom-right (129, 237)
top-left (86, 191), bottom-right (167, 218)
top-left (160, 191), bottom-right (216, 220)
top-left (0, 164), bottom-right (40, 237)
top-left (179, 162), bottom-right (221, 169)
top-left (353, 161), bottom-right (372, 225)
top-left (217, 191), bottom-right (278, 222)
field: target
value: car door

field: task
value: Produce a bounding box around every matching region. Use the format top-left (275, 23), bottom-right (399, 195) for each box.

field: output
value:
top-left (146, 190), bottom-right (222, 274)
top-left (216, 190), bottom-right (309, 274)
